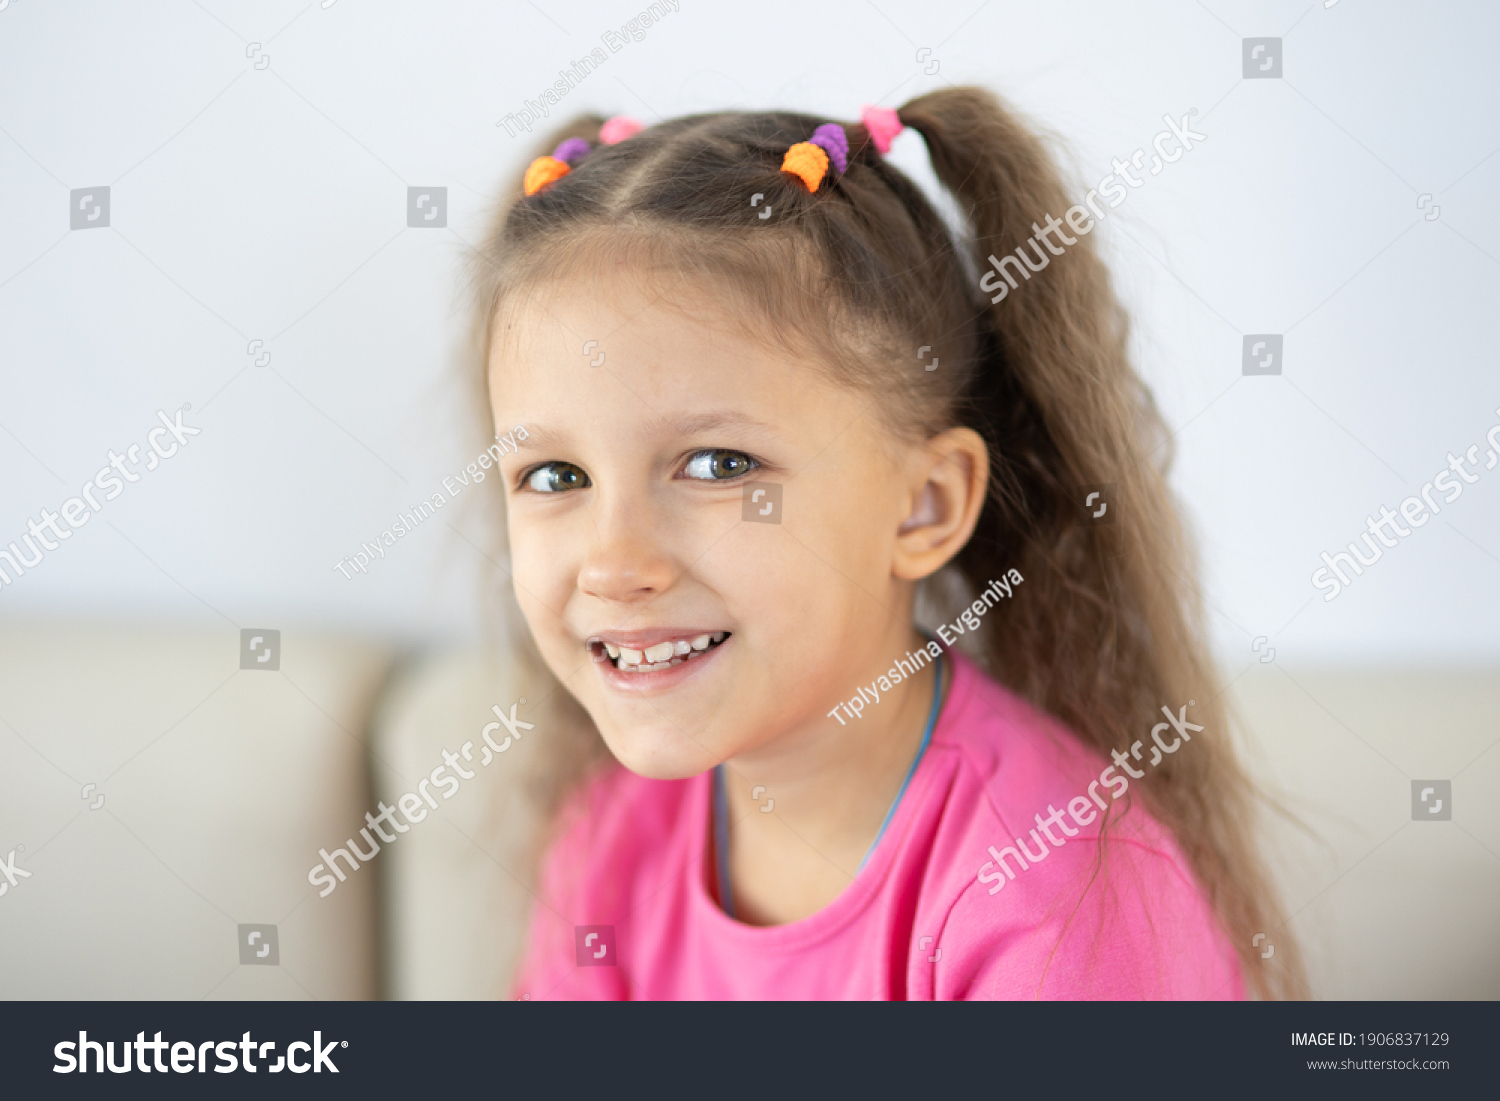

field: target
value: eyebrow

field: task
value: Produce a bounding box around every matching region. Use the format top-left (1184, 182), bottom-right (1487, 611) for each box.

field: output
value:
top-left (509, 411), bottom-right (782, 451)
top-left (508, 425), bottom-right (565, 452)
top-left (666, 411), bottom-right (781, 437)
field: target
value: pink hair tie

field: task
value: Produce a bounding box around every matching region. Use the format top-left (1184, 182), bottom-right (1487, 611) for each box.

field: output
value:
top-left (860, 104), bottom-right (904, 156)
top-left (599, 116), bottom-right (644, 145)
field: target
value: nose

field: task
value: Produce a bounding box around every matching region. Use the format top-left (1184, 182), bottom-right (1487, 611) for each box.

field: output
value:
top-left (576, 497), bottom-right (678, 605)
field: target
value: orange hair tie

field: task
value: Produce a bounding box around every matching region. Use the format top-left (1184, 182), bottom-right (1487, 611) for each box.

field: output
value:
top-left (523, 155), bottom-right (571, 196)
top-left (780, 141), bottom-right (830, 192)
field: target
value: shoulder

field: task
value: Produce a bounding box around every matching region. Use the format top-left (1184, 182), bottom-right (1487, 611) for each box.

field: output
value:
top-left (927, 647), bottom-right (1123, 845)
top-left (932, 648), bottom-right (1100, 800)
top-left (913, 650), bottom-right (1243, 999)
top-left (933, 833), bottom-right (1245, 999)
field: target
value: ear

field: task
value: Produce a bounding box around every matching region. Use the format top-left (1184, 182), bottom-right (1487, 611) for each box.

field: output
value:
top-left (892, 427), bottom-right (989, 581)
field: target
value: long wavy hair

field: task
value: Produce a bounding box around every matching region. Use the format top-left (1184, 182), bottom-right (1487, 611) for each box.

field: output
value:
top-left (460, 86), bottom-right (1306, 999)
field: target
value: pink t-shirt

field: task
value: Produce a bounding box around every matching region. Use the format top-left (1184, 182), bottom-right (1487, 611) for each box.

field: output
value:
top-left (513, 648), bottom-right (1245, 1000)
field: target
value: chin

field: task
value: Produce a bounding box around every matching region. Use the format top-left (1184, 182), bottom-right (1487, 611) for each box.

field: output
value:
top-left (592, 715), bottom-right (724, 781)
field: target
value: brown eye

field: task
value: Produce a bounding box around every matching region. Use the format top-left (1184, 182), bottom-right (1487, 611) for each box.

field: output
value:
top-left (683, 449), bottom-right (758, 481)
top-left (525, 462), bottom-right (591, 493)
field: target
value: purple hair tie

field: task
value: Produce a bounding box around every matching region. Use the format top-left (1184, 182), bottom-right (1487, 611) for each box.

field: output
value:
top-left (552, 137), bottom-right (591, 165)
top-left (808, 123), bottom-right (848, 174)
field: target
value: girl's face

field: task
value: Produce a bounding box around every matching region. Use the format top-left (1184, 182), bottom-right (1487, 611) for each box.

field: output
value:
top-left (487, 269), bottom-right (929, 780)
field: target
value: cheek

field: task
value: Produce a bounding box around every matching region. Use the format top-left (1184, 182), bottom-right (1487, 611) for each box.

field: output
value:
top-left (794, 473), bottom-right (900, 586)
top-left (708, 511), bottom-right (866, 644)
top-left (509, 566), bottom-right (585, 691)
top-left (504, 505), bottom-right (576, 630)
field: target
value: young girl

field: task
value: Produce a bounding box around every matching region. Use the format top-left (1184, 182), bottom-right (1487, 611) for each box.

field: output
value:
top-left (467, 87), bottom-right (1303, 999)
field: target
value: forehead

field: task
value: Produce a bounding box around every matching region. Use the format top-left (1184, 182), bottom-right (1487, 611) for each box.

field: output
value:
top-left (496, 265), bottom-right (745, 360)
top-left (488, 224), bottom-right (852, 368)
top-left (487, 266), bottom-right (838, 422)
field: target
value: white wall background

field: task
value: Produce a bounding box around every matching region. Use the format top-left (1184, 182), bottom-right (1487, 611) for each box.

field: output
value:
top-left (1, 0), bottom-right (1497, 668)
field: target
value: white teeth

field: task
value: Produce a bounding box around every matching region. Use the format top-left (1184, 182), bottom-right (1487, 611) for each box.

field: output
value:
top-left (604, 632), bottom-right (730, 672)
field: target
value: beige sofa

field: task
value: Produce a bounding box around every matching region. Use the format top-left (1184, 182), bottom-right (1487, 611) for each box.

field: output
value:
top-left (1, 618), bottom-right (1495, 999)
top-left (0, 620), bottom-right (390, 999)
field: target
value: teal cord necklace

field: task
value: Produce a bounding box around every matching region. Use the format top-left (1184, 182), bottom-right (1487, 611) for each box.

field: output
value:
top-left (712, 646), bottom-right (945, 920)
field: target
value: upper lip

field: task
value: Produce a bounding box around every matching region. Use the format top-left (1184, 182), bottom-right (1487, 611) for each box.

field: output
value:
top-left (585, 628), bottom-right (728, 649)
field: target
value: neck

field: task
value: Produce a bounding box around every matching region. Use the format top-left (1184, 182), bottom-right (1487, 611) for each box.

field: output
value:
top-left (719, 626), bottom-right (942, 925)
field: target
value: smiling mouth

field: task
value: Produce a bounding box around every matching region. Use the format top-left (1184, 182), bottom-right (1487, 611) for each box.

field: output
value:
top-left (586, 632), bottom-right (731, 674)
